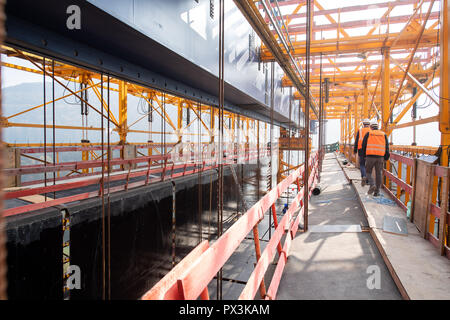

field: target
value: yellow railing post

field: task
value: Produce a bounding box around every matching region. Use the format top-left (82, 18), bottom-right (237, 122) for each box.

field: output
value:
top-left (405, 164), bottom-right (411, 205)
top-left (397, 161), bottom-right (402, 199)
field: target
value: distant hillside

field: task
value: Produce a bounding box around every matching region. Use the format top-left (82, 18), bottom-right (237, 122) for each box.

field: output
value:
top-left (3, 82), bottom-right (85, 144)
top-left (2, 81), bottom-right (174, 146)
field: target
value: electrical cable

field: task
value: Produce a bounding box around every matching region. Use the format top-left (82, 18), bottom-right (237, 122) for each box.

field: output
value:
top-left (62, 71), bottom-right (81, 105)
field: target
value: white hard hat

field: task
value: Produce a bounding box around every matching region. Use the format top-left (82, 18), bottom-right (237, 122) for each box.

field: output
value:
top-left (362, 118), bottom-right (370, 125)
top-left (370, 120), bottom-right (379, 128)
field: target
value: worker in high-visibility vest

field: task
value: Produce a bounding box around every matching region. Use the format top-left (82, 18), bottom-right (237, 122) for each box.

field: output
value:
top-left (353, 119), bottom-right (371, 186)
top-left (361, 121), bottom-right (390, 197)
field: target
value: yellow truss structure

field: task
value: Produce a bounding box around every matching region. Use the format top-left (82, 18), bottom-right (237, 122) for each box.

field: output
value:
top-left (256, 0), bottom-right (448, 166)
top-left (0, 45), bottom-right (291, 183)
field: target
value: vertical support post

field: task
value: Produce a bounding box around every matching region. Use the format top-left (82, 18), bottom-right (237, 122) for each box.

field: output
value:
top-left (397, 161), bottom-right (403, 199)
top-left (343, 115), bottom-right (347, 149)
top-left (405, 164), bottom-right (411, 205)
top-left (171, 182), bottom-right (176, 267)
top-left (269, 61), bottom-right (274, 238)
top-left (210, 107), bottom-right (215, 144)
top-left (347, 105), bottom-right (351, 159)
top-left (177, 101), bottom-right (183, 144)
top-left (252, 225), bottom-right (266, 298)
top-left (429, 175), bottom-right (439, 235)
top-left (119, 80), bottom-right (128, 172)
top-left (0, 0), bottom-right (8, 299)
top-left (118, 80), bottom-right (128, 145)
top-left (57, 152), bottom-right (60, 178)
top-left (439, 169), bottom-right (449, 255)
top-left (318, 53), bottom-right (323, 176)
top-left (197, 103), bottom-right (203, 242)
top-left (353, 95), bottom-right (358, 165)
top-left (381, 47), bottom-right (390, 132)
top-left (386, 160), bottom-right (392, 189)
top-left (381, 47), bottom-right (391, 187)
top-left (5, 148), bottom-right (20, 187)
top-left (277, 142), bottom-right (284, 184)
top-left (342, 115), bottom-right (345, 146)
top-left (257, 120), bottom-right (260, 199)
top-left (363, 80), bottom-right (369, 119)
top-left (81, 142), bottom-right (89, 174)
top-left (303, 0), bottom-right (312, 232)
top-left (410, 158), bottom-right (418, 222)
top-left (440, 0), bottom-right (450, 167)
top-left (147, 91), bottom-right (153, 158)
top-left (216, 0), bottom-right (225, 300)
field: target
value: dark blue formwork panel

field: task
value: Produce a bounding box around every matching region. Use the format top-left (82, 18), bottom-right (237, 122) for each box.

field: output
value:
top-left (87, 0), bottom-right (297, 124)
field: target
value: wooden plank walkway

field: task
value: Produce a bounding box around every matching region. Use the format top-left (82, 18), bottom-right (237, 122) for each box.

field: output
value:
top-left (338, 153), bottom-right (450, 300)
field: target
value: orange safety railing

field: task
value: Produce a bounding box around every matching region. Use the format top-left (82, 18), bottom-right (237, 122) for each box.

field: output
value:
top-left (141, 150), bottom-right (322, 300)
top-left (381, 153), bottom-right (449, 258)
top-left (2, 145), bottom-right (267, 217)
top-left (382, 152), bottom-right (415, 211)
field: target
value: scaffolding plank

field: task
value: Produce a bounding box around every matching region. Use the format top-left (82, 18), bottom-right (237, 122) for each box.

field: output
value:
top-left (309, 224), bottom-right (362, 233)
top-left (350, 176), bottom-right (450, 300)
top-left (18, 194), bottom-right (52, 203)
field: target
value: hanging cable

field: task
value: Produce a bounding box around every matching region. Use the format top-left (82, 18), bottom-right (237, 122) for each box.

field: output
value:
top-left (197, 101), bottom-right (203, 243)
top-left (106, 75), bottom-right (111, 300)
top-left (148, 92), bottom-right (153, 147)
top-left (43, 56), bottom-right (47, 200)
top-left (216, 0), bottom-right (225, 300)
top-left (101, 73), bottom-right (106, 301)
top-left (62, 71), bottom-right (81, 105)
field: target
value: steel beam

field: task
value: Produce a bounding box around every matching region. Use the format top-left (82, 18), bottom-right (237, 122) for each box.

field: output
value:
top-left (381, 48), bottom-right (391, 131)
top-left (440, 0), bottom-right (450, 167)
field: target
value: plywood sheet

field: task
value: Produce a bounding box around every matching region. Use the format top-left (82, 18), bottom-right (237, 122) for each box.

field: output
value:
top-left (412, 160), bottom-right (433, 236)
top-left (18, 194), bottom-right (53, 204)
top-left (383, 216), bottom-right (408, 236)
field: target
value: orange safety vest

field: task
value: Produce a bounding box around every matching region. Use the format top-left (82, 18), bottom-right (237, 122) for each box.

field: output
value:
top-left (366, 130), bottom-right (387, 156)
top-left (357, 127), bottom-right (371, 150)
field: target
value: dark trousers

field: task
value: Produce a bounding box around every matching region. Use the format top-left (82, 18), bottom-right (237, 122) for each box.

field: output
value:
top-left (365, 156), bottom-right (384, 192)
top-left (358, 149), bottom-right (366, 178)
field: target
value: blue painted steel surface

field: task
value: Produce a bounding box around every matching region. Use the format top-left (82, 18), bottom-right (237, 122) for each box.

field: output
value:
top-left (87, 0), bottom-right (296, 123)
top-left (5, 0), bottom-right (300, 127)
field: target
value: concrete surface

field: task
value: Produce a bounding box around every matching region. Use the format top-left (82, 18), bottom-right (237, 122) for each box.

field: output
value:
top-left (276, 153), bottom-right (401, 300)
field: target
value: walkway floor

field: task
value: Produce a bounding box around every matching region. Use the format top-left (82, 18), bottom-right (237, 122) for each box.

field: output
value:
top-left (277, 153), bottom-right (402, 300)
top-left (339, 154), bottom-right (450, 300)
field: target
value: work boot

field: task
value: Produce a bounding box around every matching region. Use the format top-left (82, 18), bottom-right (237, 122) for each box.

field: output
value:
top-left (367, 185), bottom-right (375, 195)
top-left (361, 177), bottom-right (366, 187)
top-left (373, 191), bottom-right (380, 197)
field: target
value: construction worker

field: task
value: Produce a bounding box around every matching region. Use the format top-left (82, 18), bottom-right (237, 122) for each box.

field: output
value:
top-left (361, 121), bottom-right (390, 197)
top-left (353, 119), bottom-right (371, 186)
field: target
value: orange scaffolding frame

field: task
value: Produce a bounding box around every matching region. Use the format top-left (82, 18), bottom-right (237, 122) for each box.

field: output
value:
top-left (142, 150), bottom-right (322, 300)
